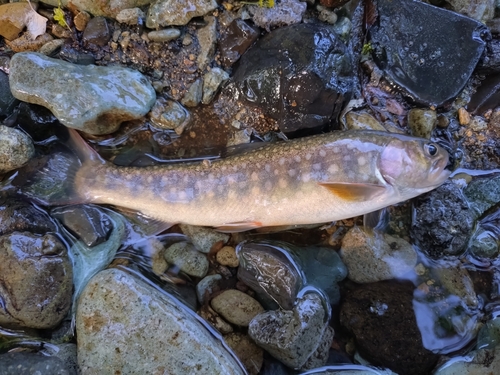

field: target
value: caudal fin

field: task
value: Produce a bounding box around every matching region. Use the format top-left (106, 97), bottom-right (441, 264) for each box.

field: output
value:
top-left (18, 129), bottom-right (105, 206)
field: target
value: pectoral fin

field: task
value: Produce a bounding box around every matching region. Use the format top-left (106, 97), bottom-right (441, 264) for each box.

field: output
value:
top-left (319, 182), bottom-right (387, 202)
top-left (215, 221), bottom-right (263, 233)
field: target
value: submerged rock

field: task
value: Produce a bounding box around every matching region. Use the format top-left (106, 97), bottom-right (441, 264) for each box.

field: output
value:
top-left (0, 125), bottom-right (34, 173)
top-left (218, 19), bottom-right (260, 68)
top-left (211, 289), bottom-right (264, 327)
top-left (0, 198), bottom-right (57, 236)
top-left (434, 347), bottom-right (500, 374)
top-left (164, 241), bottom-right (209, 278)
top-left (77, 268), bottom-right (245, 374)
top-left (9, 52), bottom-right (156, 135)
top-left (0, 352), bottom-right (73, 375)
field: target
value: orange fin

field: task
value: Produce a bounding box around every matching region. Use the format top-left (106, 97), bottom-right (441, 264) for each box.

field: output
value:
top-left (215, 221), bottom-right (263, 233)
top-left (319, 182), bottom-right (386, 202)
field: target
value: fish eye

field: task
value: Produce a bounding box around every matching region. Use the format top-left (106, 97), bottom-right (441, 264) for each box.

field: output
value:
top-left (425, 143), bottom-right (438, 157)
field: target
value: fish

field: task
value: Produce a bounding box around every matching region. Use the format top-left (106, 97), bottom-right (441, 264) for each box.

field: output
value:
top-left (22, 129), bottom-right (452, 232)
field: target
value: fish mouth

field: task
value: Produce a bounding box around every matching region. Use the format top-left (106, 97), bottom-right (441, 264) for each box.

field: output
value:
top-left (429, 155), bottom-right (452, 186)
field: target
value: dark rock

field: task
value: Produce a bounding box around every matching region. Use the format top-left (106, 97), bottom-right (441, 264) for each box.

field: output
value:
top-left (369, 0), bottom-right (487, 107)
top-left (340, 281), bottom-right (439, 375)
top-left (0, 198), bottom-right (56, 236)
top-left (0, 352), bottom-right (73, 375)
top-left (0, 71), bottom-right (17, 119)
top-left (82, 17), bottom-right (111, 47)
top-left (223, 23), bottom-right (354, 134)
top-left (59, 44), bottom-right (95, 65)
top-left (464, 174), bottom-right (500, 217)
top-left (218, 19), bottom-right (260, 69)
top-left (15, 102), bottom-right (62, 143)
top-left (477, 39), bottom-right (500, 75)
top-left (411, 182), bottom-right (474, 258)
top-left (51, 205), bottom-right (113, 247)
top-left (467, 73), bottom-right (500, 115)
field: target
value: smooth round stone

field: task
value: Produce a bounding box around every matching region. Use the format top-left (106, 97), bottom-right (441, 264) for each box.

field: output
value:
top-left (147, 28), bottom-right (181, 42)
top-left (164, 242), bottom-right (209, 278)
top-left (408, 108), bottom-right (437, 139)
top-left (216, 246), bottom-right (239, 267)
top-left (224, 332), bottom-right (264, 375)
top-left (149, 97), bottom-right (190, 134)
top-left (211, 289), bottom-right (264, 327)
top-left (196, 274), bottom-right (222, 305)
top-left (0, 125), bottom-right (34, 173)
top-left (0, 352), bottom-right (72, 375)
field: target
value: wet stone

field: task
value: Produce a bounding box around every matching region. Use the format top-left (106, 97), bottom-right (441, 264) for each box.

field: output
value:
top-left (464, 174), bottom-right (500, 218)
top-left (477, 316), bottom-right (500, 349)
top-left (164, 241), bottom-right (209, 278)
top-left (202, 67), bottom-right (230, 105)
top-left (149, 97), bottom-right (191, 133)
top-left (73, 11), bottom-right (91, 32)
top-left (211, 289), bottom-right (264, 327)
top-left (0, 232), bottom-right (72, 329)
top-left (435, 347), bottom-right (500, 374)
top-left (433, 266), bottom-right (478, 308)
top-left (0, 352), bottom-right (73, 375)
top-left (0, 198), bottom-right (56, 236)
top-left (218, 18), bottom-right (260, 68)
top-left (224, 332), bottom-right (264, 375)
top-left (216, 245), bottom-right (239, 267)
top-left (345, 111), bottom-right (387, 131)
top-left (59, 44), bottom-right (95, 65)
top-left (0, 71), bottom-right (16, 119)
top-left (469, 211), bottom-right (500, 259)
top-left (248, 0), bottom-right (307, 31)
top-left (196, 274), bottom-right (222, 305)
top-left (179, 224), bottom-right (229, 253)
top-left (181, 78), bottom-right (203, 108)
top-left (9, 52), bottom-right (156, 135)
top-left (407, 108), bottom-right (437, 139)
top-left (146, 0), bottom-right (218, 28)
top-left (116, 8), bottom-right (145, 25)
top-left (77, 268), bottom-right (244, 374)
top-left (446, 0), bottom-right (495, 23)
top-left (411, 181), bottom-right (474, 258)
top-left (198, 304), bottom-right (234, 334)
top-left (301, 325), bottom-right (335, 370)
top-left (0, 125), bottom-right (34, 173)
top-left (197, 16), bottom-right (218, 71)
top-left (82, 16), bottom-right (110, 47)
top-left (340, 281), bottom-right (439, 375)
top-left (39, 38), bottom-right (65, 55)
top-left (147, 28), bottom-right (181, 42)
top-left (369, 0), bottom-right (487, 107)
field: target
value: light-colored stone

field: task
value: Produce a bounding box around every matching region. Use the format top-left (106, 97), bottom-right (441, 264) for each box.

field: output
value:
top-left (225, 332), bottom-right (264, 375)
top-left (217, 246), bottom-right (239, 267)
top-left (39, 38), bottom-right (65, 55)
top-left (147, 28), bottom-right (181, 42)
top-left (41, 0), bottom-right (155, 19)
top-left (76, 268), bottom-right (244, 374)
top-left (408, 108), bottom-right (437, 139)
top-left (434, 347), bottom-right (500, 375)
top-left (197, 274), bottom-right (222, 305)
top-left (9, 52), bottom-right (156, 135)
top-left (199, 304), bottom-right (234, 334)
top-left (149, 97), bottom-right (191, 134)
top-left (202, 67), bottom-right (230, 104)
top-left (181, 78), bottom-right (203, 107)
top-left (146, 0), bottom-right (217, 28)
top-left (116, 8), bottom-right (145, 25)
top-left (433, 266), bottom-right (478, 308)
top-left (211, 289), bottom-right (264, 327)
top-left (340, 226), bottom-right (418, 284)
top-left (196, 16), bottom-right (217, 71)
top-left (0, 125), bottom-right (34, 173)
top-left (164, 242), bottom-right (209, 278)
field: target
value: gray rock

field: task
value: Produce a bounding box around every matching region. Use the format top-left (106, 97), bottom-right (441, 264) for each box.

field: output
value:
top-left (0, 232), bottom-right (72, 329)
top-left (196, 274), bottom-right (222, 305)
top-left (9, 52), bottom-right (156, 135)
top-left (465, 174), bottom-right (500, 218)
top-left (77, 268), bottom-right (245, 374)
top-left (249, 293), bottom-right (328, 369)
top-left (202, 67), bottom-right (230, 104)
top-left (0, 71), bottom-right (16, 117)
top-left (164, 241), bottom-right (209, 278)
top-left (0, 198), bottom-right (57, 236)
top-left (39, 38), bottom-right (65, 55)
top-left (146, 0), bottom-right (218, 28)
top-left (211, 289), bottom-right (264, 326)
top-left (197, 16), bottom-right (217, 71)
top-left (147, 28), bottom-right (181, 42)
top-left (0, 352), bottom-right (72, 375)
top-left (477, 316), bottom-right (500, 350)
top-left (225, 332), bottom-right (264, 375)
top-left (41, 0), bottom-right (154, 19)
top-left (181, 78), bottom-right (203, 108)
top-left (0, 125), bottom-right (34, 173)
top-left (179, 224), bottom-right (229, 253)
top-left (116, 8), bottom-right (145, 25)
top-left (407, 108), bottom-right (437, 139)
top-left (249, 0), bottom-right (306, 31)
top-left (149, 97), bottom-right (191, 134)
top-left (340, 226), bottom-right (417, 283)
top-left (301, 325), bottom-right (335, 370)
top-left (345, 111), bottom-right (387, 131)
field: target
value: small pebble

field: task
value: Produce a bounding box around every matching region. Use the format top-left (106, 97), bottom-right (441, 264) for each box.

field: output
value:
top-left (211, 289), bottom-right (264, 326)
top-left (116, 8), bottom-right (145, 25)
top-left (196, 274), bottom-right (222, 305)
top-left (458, 107), bottom-right (471, 125)
top-left (407, 108), bottom-right (437, 139)
top-left (224, 332), bottom-right (264, 375)
top-left (216, 246), bottom-right (239, 267)
top-left (202, 67), bottom-right (230, 104)
top-left (0, 125), bottom-right (34, 173)
top-left (164, 242), bottom-right (209, 278)
top-left (181, 78), bottom-right (203, 107)
top-left (74, 11), bottom-right (91, 32)
top-left (38, 39), bottom-right (64, 55)
top-left (147, 28), bottom-right (181, 42)
top-left (179, 224), bottom-right (229, 253)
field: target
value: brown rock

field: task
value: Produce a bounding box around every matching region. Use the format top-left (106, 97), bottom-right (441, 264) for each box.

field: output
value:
top-left (224, 333), bottom-right (263, 375)
top-left (211, 289), bottom-right (264, 326)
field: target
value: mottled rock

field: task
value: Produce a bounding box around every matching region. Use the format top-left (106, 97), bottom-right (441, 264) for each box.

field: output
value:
top-left (82, 17), bottom-right (110, 46)
top-left (345, 111), bottom-right (386, 131)
top-left (340, 281), bottom-right (439, 375)
top-left (340, 227), bottom-right (417, 283)
top-left (225, 332), bottom-right (264, 375)
top-left (0, 125), bottom-right (34, 173)
top-left (216, 245), bottom-right (239, 267)
top-left (465, 174), bottom-right (500, 218)
top-left (435, 347), bottom-right (500, 374)
top-left (179, 224), bottom-right (229, 253)
top-left (181, 78), bottom-right (203, 107)
top-left (197, 16), bottom-right (218, 71)
top-left (249, 0), bottom-right (306, 31)
top-left (196, 274), bottom-right (222, 305)
top-left (5, 33), bottom-right (53, 53)
top-left (199, 304), bottom-right (234, 334)
top-left (218, 19), bottom-right (259, 68)
top-left (77, 268), bottom-right (244, 374)
top-left (301, 325), bottom-right (335, 370)
top-left (446, 0), bottom-right (495, 23)
top-left (9, 52), bottom-right (156, 135)
top-left (164, 242), bottom-right (209, 278)
top-left (477, 316), bottom-right (500, 349)
top-left (408, 108), bottom-right (437, 139)
top-left (0, 71), bottom-right (17, 118)
top-left (39, 38), bottom-right (65, 55)
top-left (0, 232), bottom-right (72, 329)
top-left (116, 8), bottom-right (145, 25)
top-left (0, 198), bottom-right (57, 235)
top-left (146, 0), bottom-right (217, 28)
top-left (202, 67), bottom-right (230, 104)
top-left (74, 11), bottom-right (91, 32)
top-left (41, 0), bottom-right (155, 19)
top-left (0, 352), bottom-right (73, 375)
top-left (433, 266), bottom-right (478, 308)
top-left (147, 28), bottom-right (181, 42)
top-left (149, 97), bottom-right (191, 134)
top-left (211, 289), bottom-right (264, 326)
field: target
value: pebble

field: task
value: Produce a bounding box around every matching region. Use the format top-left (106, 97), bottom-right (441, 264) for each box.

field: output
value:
top-left (317, 5), bottom-right (338, 25)
top-left (0, 198), bottom-right (56, 236)
top-left (211, 289), bottom-right (264, 326)
top-left (6, 32), bottom-right (53, 53)
top-left (216, 246), bottom-right (239, 267)
top-left (147, 28), bottom-right (181, 42)
top-left (458, 107), bottom-right (471, 125)
top-left (196, 16), bottom-right (218, 71)
top-left (181, 78), bottom-right (203, 107)
top-left (179, 224), bottom-right (229, 253)
top-left (301, 325), bottom-right (335, 370)
top-left (116, 8), bottom-right (145, 25)
top-left (249, 292), bottom-right (329, 369)
top-left (224, 332), bottom-right (264, 375)
top-left (0, 232), bottom-right (72, 329)
top-left (477, 316), bottom-right (500, 349)
top-left (408, 108), bottom-right (437, 139)
top-left (340, 226), bottom-right (417, 283)
top-left (249, 0), bottom-right (307, 31)
top-left (9, 52), bottom-right (156, 135)
top-left (433, 266), bottom-right (478, 308)
top-left (0, 126), bottom-right (34, 174)
top-left (82, 17), bottom-right (110, 46)
top-left (199, 304), bottom-right (234, 334)
top-left (0, 71), bottom-right (16, 117)
top-left (164, 242), bottom-right (209, 278)
top-left (59, 0), bottom-right (154, 19)
top-left (196, 274), bottom-right (222, 305)
top-left (73, 10), bottom-right (91, 32)
top-left (202, 67), bottom-right (230, 104)
top-left (146, 0), bottom-right (218, 28)
top-left (345, 111), bottom-right (387, 131)
top-left (39, 38), bottom-right (65, 55)
top-left (77, 268), bottom-right (245, 374)
top-left (149, 97), bottom-right (191, 133)
top-left (435, 347), bottom-right (500, 374)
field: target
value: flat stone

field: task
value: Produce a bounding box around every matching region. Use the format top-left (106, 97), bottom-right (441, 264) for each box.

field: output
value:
top-left (82, 17), bottom-right (110, 46)
top-left (249, 0), bottom-right (306, 31)
top-left (0, 125), bottom-right (34, 173)
top-left (148, 28), bottom-right (181, 42)
top-left (146, 0), bottom-right (217, 28)
top-left (202, 67), bottom-right (230, 104)
top-left (224, 332), bottom-right (264, 375)
top-left (116, 8), bottom-right (145, 25)
top-left (164, 242), bottom-right (209, 278)
top-left (196, 274), bottom-right (222, 305)
top-left (77, 268), bottom-right (244, 374)
top-left (196, 16), bottom-right (217, 71)
top-left (41, 0), bottom-right (155, 19)
top-left (211, 289), bottom-right (264, 327)
top-left (9, 52), bottom-right (156, 135)
top-left (179, 224), bottom-right (229, 253)
top-left (181, 78), bottom-right (203, 107)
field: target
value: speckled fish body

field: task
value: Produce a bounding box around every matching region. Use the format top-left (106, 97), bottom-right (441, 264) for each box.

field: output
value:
top-left (70, 130), bottom-right (451, 230)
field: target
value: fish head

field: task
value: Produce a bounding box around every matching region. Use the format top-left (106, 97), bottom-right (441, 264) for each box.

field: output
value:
top-left (379, 135), bottom-right (452, 194)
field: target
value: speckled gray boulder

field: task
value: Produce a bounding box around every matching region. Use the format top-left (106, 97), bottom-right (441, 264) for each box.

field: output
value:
top-left (146, 0), bottom-right (218, 28)
top-left (9, 52), bottom-right (156, 135)
top-left (0, 125), bottom-right (34, 173)
top-left (77, 268), bottom-right (244, 374)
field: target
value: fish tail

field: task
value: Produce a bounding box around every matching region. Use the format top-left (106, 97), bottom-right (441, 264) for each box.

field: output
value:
top-left (19, 129), bottom-right (104, 206)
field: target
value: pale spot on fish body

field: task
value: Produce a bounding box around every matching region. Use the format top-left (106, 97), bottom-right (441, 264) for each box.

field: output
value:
top-left (313, 163), bottom-right (322, 171)
top-left (288, 169), bottom-right (297, 177)
top-left (278, 178), bottom-right (288, 188)
top-left (328, 164), bottom-right (339, 173)
top-left (294, 155), bottom-right (301, 163)
top-left (265, 180), bottom-right (273, 191)
top-left (358, 156), bottom-right (367, 166)
top-left (305, 153), bottom-right (312, 160)
top-left (279, 157), bottom-right (286, 166)
top-left (265, 164), bottom-right (271, 172)
top-left (251, 172), bottom-right (259, 181)
top-left (302, 173), bottom-right (311, 182)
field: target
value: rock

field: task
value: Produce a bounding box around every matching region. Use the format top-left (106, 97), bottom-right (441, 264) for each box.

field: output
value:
top-left (9, 52), bottom-right (156, 135)
top-left (74, 11), bottom-right (91, 32)
top-left (249, 0), bottom-right (306, 31)
top-left (198, 304), bottom-right (234, 334)
top-left (0, 232), bottom-right (72, 329)
top-left (0, 352), bottom-right (73, 375)
top-left (345, 111), bottom-right (387, 131)
top-left (465, 174), bottom-right (500, 218)
top-left (340, 226), bottom-right (417, 284)
top-left (433, 266), bottom-right (478, 308)
top-left (0, 71), bottom-right (17, 119)
top-left (411, 181), bottom-right (474, 258)
top-left (39, 38), bottom-right (65, 55)
top-left (82, 16), bottom-right (110, 46)
top-left (0, 198), bottom-right (57, 235)
top-left (5, 33), bottom-right (53, 53)
top-left (477, 316), bottom-right (500, 349)
top-left (147, 28), bottom-right (181, 42)
top-left (196, 16), bottom-right (218, 71)
top-left (77, 268), bottom-right (245, 374)
top-left (249, 292), bottom-right (329, 369)
top-left (0, 2), bottom-right (44, 40)
top-left (218, 19), bottom-right (260, 68)
top-left (211, 289), bottom-right (264, 326)
top-left (52, 343), bottom-right (78, 375)
top-left (42, 0), bottom-right (155, 19)
top-left (434, 347), bottom-right (500, 374)
top-left (181, 78), bottom-right (203, 108)
top-left (446, 0), bottom-right (495, 23)
top-left (368, 0), bottom-right (487, 107)
top-left (301, 325), bottom-right (335, 370)
top-left (225, 332), bottom-right (264, 375)
top-left (179, 224), bottom-right (229, 253)
top-left (146, 0), bottom-right (218, 28)
top-left (116, 8), bottom-right (145, 25)
top-left (317, 5), bottom-right (338, 25)
top-left (148, 97), bottom-right (191, 133)
top-left (196, 274), bottom-right (222, 305)
top-left (216, 245), bottom-right (239, 267)
top-left (202, 67), bottom-right (230, 104)
top-left (340, 281), bottom-right (439, 375)
top-left (164, 241), bottom-right (209, 278)
top-left (407, 108), bottom-right (437, 139)
top-left (0, 125), bottom-right (34, 173)
top-left (59, 44), bottom-right (95, 65)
